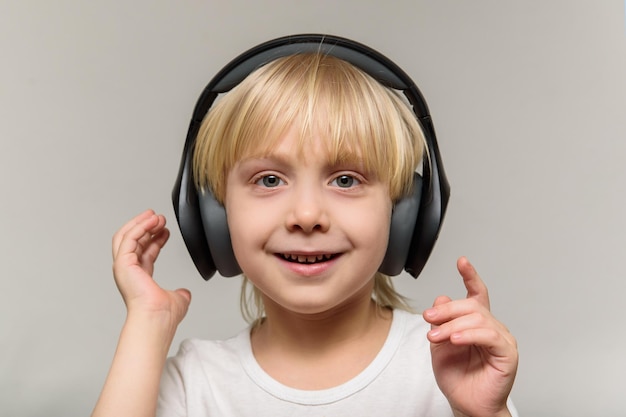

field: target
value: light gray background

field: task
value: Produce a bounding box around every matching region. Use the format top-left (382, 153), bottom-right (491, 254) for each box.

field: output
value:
top-left (1, 1), bottom-right (625, 416)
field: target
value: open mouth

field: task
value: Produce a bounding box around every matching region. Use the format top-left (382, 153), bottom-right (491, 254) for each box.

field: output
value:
top-left (278, 253), bottom-right (338, 264)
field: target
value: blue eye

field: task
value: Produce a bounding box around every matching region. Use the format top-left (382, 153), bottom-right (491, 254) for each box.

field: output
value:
top-left (256, 175), bottom-right (284, 188)
top-left (331, 175), bottom-right (360, 188)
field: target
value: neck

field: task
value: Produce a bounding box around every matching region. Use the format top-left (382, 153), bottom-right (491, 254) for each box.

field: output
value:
top-left (249, 282), bottom-right (393, 389)
top-left (259, 280), bottom-right (386, 345)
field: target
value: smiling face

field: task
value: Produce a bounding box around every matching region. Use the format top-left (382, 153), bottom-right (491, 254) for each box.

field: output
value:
top-left (224, 126), bottom-right (393, 315)
top-left (193, 53), bottom-right (427, 318)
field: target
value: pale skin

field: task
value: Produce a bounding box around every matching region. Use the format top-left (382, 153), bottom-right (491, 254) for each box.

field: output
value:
top-left (92, 132), bottom-right (517, 417)
top-left (424, 257), bottom-right (518, 417)
top-left (92, 211), bottom-right (191, 417)
top-left (223, 129), bottom-right (397, 393)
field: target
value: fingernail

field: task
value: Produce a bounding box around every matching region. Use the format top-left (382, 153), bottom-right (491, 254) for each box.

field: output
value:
top-left (429, 329), bottom-right (440, 338)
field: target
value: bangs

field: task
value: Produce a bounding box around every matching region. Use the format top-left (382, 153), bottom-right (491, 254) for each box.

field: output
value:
top-left (194, 53), bottom-right (425, 203)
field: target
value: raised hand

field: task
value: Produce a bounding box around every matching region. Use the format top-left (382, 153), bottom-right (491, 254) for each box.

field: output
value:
top-left (423, 257), bottom-right (518, 417)
top-left (92, 210), bottom-right (191, 417)
top-left (112, 209), bottom-right (191, 322)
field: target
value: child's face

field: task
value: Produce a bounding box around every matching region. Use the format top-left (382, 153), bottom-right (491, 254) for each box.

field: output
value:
top-left (224, 125), bottom-right (393, 316)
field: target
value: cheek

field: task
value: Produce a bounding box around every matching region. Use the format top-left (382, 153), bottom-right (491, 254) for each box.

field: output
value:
top-left (341, 197), bottom-right (392, 252)
top-left (224, 193), bottom-right (251, 261)
top-left (226, 204), bottom-right (255, 253)
top-left (225, 197), bottom-right (277, 265)
top-left (370, 199), bottom-right (393, 254)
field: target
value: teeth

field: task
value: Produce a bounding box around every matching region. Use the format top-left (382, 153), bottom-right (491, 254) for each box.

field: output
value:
top-left (281, 253), bottom-right (334, 263)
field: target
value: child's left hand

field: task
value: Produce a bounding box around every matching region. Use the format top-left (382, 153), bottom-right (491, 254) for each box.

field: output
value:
top-left (423, 257), bottom-right (518, 417)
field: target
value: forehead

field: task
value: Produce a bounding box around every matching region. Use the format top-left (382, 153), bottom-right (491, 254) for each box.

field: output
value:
top-left (239, 122), bottom-right (368, 169)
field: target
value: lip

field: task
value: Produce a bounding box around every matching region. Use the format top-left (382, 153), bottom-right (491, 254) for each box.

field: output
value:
top-left (274, 252), bottom-right (341, 277)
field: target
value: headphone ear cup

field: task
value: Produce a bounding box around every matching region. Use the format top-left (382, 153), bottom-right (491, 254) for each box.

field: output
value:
top-left (172, 150), bottom-right (218, 281)
top-left (197, 188), bottom-right (242, 277)
top-left (378, 173), bottom-right (423, 276)
top-left (404, 162), bottom-right (448, 278)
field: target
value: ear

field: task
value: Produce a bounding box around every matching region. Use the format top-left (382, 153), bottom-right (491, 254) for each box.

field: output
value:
top-left (197, 188), bottom-right (242, 277)
top-left (378, 173), bottom-right (423, 276)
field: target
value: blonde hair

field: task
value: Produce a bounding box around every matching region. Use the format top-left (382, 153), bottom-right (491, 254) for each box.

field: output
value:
top-left (193, 53), bottom-right (426, 322)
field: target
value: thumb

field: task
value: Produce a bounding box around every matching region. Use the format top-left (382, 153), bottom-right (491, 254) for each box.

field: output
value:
top-left (175, 288), bottom-right (192, 304)
top-left (173, 288), bottom-right (192, 320)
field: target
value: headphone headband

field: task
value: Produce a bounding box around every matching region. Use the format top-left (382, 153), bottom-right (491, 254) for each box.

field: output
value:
top-left (173, 34), bottom-right (450, 280)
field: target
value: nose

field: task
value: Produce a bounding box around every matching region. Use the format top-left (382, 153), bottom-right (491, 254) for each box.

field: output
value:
top-left (285, 182), bottom-right (330, 233)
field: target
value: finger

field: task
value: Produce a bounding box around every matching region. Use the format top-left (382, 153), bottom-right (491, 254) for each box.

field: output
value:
top-left (445, 327), bottom-right (518, 361)
top-left (457, 256), bottom-right (490, 310)
top-left (423, 297), bottom-right (489, 326)
top-left (140, 227), bottom-right (170, 267)
top-left (432, 295), bottom-right (452, 308)
top-left (424, 295), bottom-right (452, 333)
top-left (112, 209), bottom-right (155, 257)
top-left (114, 213), bottom-right (163, 262)
top-left (112, 209), bottom-right (156, 252)
top-left (426, 310), bottom-right (503, 343)
top-left (134, 215), bottom-right (167, 258)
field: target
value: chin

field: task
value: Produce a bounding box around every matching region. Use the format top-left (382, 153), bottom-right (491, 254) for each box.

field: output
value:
top-left (266, 286), bottom-right (374, 318)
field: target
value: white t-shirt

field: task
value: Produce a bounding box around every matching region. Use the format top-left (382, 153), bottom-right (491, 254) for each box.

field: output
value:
top-left (157, 309), bottom-right (517, 416)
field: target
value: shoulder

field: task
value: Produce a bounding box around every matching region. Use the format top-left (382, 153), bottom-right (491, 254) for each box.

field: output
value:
top-left (380, 309), bottom-right (435, 375)
top-left (393, 308), bottom-right (431, 341)
top-left (162, 327), bottom-right (251, 383)
top-left (174, 328), bottom-right (249, 365)
top-left (386, 310), bottom-right (439, 385)
top-left (157, 328), bottom-right (252, 416)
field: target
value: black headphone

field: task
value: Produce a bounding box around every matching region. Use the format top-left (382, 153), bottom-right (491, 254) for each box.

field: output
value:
top-left (172, 34), bottom-right (450, 281)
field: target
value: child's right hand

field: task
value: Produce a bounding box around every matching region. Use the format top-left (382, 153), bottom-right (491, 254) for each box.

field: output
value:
top-left (111, 209), bottom-right (191, 324)
top-left (92, 210), bottom-right (191, 417)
